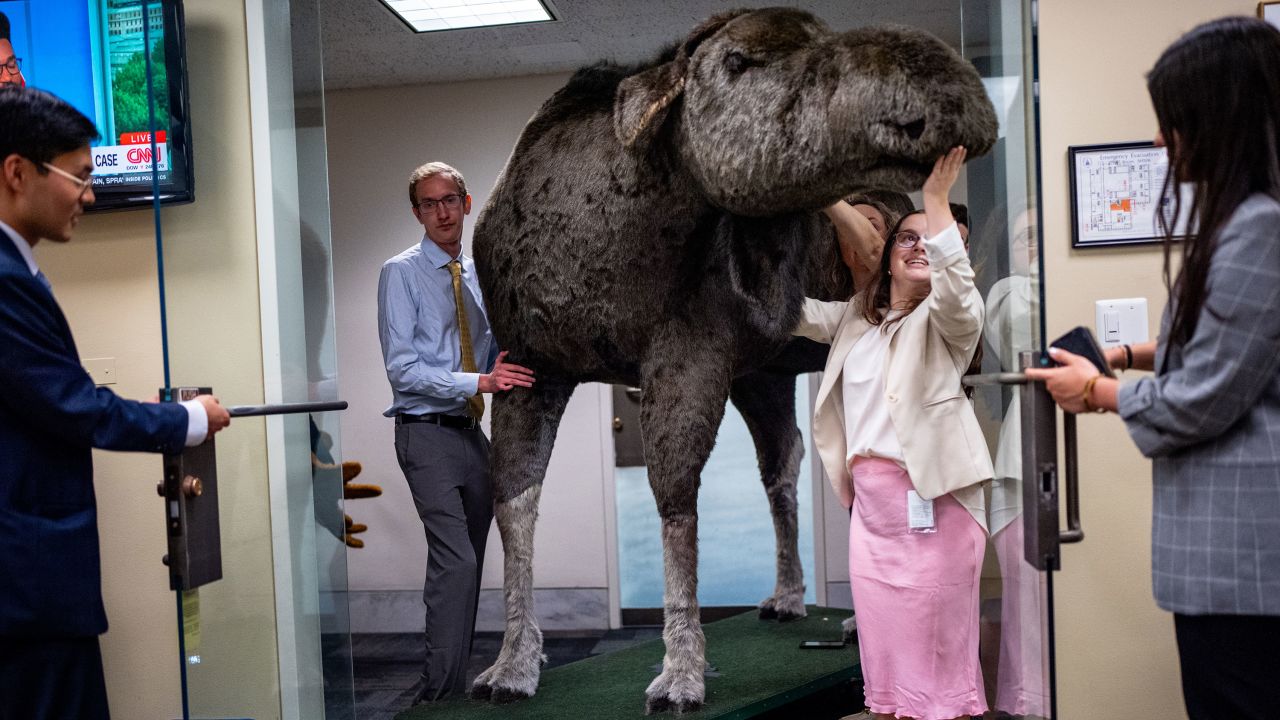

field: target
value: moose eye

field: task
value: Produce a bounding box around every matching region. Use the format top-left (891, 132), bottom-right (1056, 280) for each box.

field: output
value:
top-left (723, 51), bottom-right (755, 74)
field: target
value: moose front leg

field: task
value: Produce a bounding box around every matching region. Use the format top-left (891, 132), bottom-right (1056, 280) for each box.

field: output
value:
top-left (470, 483), bottom-right (544, 702)
top-left (646, 512), bottom-right (706, 715)
top-left (471, 382), bottom-right (575, 703)
top-left (640, 350), bottom-right (729, 715)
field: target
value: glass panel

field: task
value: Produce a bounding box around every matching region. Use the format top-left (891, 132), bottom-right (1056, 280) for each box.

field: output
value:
top-left (287, 2), bottom-right (357, 716)
top-left (148, 0), bottom-right (354, 717)
top-left (616, 384), bottom-right (817, 609)
top-left (961, 0), bottom-right (1051, 717)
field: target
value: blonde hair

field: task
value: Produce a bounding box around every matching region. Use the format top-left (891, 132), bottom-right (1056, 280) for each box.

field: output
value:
top-left (408, 162), bottom-right (467, 206)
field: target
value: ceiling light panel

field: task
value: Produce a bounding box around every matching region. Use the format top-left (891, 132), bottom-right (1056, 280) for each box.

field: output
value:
top-left (381, 0), bottom-right (554, 33)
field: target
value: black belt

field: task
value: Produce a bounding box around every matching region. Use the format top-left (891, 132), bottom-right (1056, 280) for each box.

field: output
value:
top-left (396, 412), bottom-right (479, 430)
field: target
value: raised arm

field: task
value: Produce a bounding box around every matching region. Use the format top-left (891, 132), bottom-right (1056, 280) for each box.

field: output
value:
top-left (823, 200), bottom-right (883, 290)
top-left (921, 147), bottom-right (982, 352)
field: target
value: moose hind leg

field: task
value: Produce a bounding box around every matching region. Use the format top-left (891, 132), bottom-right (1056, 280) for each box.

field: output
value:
top-left (471, 382), bottom-right (575, 703)
top-left (731, 372), bottom-right (807, 622)
top-left (641, 359), bottom-right (729, 715)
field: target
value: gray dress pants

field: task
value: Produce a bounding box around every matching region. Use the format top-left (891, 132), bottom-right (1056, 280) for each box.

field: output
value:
top-left (394, 419), bottom-right (493, 701)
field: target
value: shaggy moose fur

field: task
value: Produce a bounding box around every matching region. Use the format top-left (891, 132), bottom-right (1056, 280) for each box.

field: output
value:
top-left (470, 8), bottom-right (998, 714)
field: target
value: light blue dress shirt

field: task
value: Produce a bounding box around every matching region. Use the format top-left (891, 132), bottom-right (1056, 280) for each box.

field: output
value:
top-left (378, 236), bottom-right (498, 418)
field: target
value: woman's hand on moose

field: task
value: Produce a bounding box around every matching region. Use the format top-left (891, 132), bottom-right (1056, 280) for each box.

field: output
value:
top-left (922, 146), bottom-right (966, 236)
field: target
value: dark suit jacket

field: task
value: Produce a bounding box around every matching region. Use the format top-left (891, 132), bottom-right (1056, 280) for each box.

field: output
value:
top-left (0, 231), bottom-right (188, 638)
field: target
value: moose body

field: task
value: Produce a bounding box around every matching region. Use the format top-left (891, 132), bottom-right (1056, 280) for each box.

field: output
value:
top-left (470, 8), bottom-right (997, 713)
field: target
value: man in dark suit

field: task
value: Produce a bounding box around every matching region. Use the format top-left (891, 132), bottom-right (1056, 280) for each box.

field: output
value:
top-left (0, 86), bottom-right (230, 719)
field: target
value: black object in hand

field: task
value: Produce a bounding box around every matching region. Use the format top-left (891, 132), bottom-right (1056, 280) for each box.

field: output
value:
top-left (1049, 326), bottom-right (1115, 378)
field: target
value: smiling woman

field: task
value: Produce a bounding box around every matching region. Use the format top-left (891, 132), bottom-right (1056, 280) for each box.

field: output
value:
top-left (795, 147), bottom-right (991, 720)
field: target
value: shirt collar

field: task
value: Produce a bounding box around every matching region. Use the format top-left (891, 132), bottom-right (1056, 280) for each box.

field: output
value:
top-left (0, 219), bottom-right (38, 276)
top-left (420, 234), bottom-right (465, 270)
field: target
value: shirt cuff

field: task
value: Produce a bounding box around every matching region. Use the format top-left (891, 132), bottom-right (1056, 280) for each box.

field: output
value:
top-left (924, 221), bottom-right (965, 262)
top-left (454, 372), bottom-right (481, 398)
top-left (181, 399), bottom-right (209, 447)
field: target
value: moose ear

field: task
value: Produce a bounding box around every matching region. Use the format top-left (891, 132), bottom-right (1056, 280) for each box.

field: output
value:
top-left (612, 9), bottom-right (750, 152)
top-left (613, 60), bottom-right (687, 151)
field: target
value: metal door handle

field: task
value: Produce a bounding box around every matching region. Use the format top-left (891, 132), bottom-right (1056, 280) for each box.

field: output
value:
top-left (227, 400), bottom-right (348, 417)
top-left (962, 372), bottom-right (1028, 387)
top-left (1060, 413), bottom-right (1084, 544)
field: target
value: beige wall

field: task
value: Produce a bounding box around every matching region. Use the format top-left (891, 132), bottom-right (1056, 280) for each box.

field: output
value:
top-left (37, 2), bottom-right (279, 719)
top-left (325, 75), bottom-right (619, 629)
top-left (1039, 1), bottom-right (1255, 717)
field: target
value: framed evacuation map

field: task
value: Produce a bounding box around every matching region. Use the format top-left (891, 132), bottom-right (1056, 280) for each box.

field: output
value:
top-left (1067, 141), bottom-right (1188, 248)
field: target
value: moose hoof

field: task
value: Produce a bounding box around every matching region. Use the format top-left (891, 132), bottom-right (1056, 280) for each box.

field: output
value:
top-left (470, 679), bottom-right (534, 704)
top-left (758, 594), bottom-right (807, 622)
top-left (644, 667), bottom-right (705, 715)
top-left (470, 661), bottom-right (540, 704)
top-left (645, 695), bottom-right (703, 715)
top-left (491, 686), bottom-right (534, 704)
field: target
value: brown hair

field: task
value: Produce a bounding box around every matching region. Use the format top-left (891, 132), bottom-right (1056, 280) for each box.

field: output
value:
top-left (858, 211), bottom-right (927, 328)
top-left (843, 194), bottom-right (899, 239)
top-left (857, 210), bottom-right (984, 396)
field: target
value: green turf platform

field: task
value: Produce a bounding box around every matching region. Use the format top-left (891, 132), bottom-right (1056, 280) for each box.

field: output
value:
top-left (396, 605), bottom-right (861, 719)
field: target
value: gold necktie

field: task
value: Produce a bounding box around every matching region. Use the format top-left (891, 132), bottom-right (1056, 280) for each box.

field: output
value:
top-left (448, 260), bottom-right (484, 420)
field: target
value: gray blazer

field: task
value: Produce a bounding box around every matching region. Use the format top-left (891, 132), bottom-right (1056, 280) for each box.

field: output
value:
top-left (1118, 193), bottom-right (1280, 616)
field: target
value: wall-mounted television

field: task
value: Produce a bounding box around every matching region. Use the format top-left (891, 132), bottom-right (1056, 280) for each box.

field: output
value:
top-left (0, 0), bottom-right (193, 211)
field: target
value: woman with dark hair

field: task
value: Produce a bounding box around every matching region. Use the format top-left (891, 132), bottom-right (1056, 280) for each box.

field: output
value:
top-left (796, 147), bottom-right (991, 720)
top-left (1027, 16), bottom-right (1280, 719)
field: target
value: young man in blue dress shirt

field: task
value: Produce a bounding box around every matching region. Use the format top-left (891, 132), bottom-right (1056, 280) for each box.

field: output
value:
top-left (377, 161), bottom-right (534, 703)
top-left (0, 86), bottom-right (231, 719)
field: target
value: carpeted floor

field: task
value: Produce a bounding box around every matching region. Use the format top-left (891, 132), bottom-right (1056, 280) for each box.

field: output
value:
top-left (350, 627), bottom-right (664, 720)
top-left (392, 607), bottom-right (860, 720)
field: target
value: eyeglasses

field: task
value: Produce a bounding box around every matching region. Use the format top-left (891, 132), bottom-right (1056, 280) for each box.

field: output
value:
top-left (415, 194), bottom-right (463, 212)
top-left (41, 162), bottom-right (94, 198)
top-left (892, 231), bottom-right (923, 249)
top-left (0, 57), bottom-right (20, 76)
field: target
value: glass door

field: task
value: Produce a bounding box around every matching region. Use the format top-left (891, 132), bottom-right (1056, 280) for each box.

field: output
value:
top-left (959, 0), bottom-right (1059, 718)
top-left (139, 0), bottom-right (355, 717)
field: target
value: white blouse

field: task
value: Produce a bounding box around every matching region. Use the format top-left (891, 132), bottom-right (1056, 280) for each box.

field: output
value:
top-left (841, 318), bottom-right (904, 466)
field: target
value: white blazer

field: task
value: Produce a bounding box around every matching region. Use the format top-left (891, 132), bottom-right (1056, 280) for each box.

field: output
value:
top-left (795, 222), bottom-right (992, 530)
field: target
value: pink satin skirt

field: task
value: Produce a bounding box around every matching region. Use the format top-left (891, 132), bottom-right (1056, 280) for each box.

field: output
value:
top-left (848, 456), bottom-right (988, 720)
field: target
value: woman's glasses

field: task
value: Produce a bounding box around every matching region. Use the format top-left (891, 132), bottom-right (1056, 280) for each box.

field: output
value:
top-left (892, 231), bottom-right (923, 249)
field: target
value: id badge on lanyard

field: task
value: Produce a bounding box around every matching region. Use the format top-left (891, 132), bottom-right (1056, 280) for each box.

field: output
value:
top-left (907, 490), bottom-right (936, 534)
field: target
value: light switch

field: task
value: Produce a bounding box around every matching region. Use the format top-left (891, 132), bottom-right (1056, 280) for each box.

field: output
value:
top-left (83, 357), bottom-right (117, 385)
top-left (1094, 299), bottom-right (1149, 347)
top-left (1103, 311), bottom-right (1120, 342)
